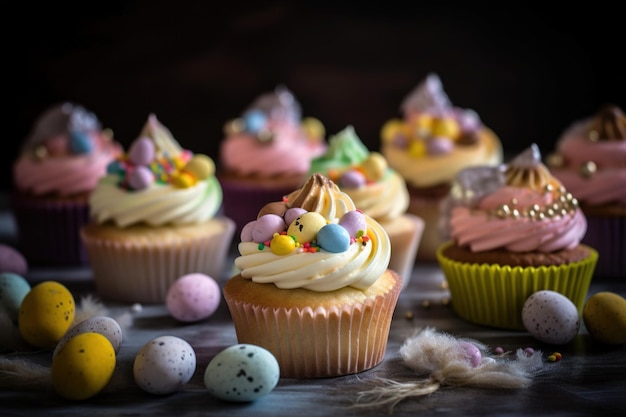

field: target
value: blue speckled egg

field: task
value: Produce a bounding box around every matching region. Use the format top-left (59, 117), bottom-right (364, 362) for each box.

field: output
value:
top-left (0, 272), bottom-right (31, 324)
top-left (204, 344), bottom-right (280, 402)
top-left (133, 336), bottom-right (196, 395)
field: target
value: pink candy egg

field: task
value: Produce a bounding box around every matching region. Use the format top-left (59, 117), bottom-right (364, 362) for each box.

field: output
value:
top-left (338, 210), bottom-right (367, 237)
top-left (252, 214), bottom-right (286, 243)
top-left (128, 136), bottom-right (155, 166)
top-left (166, 273), bottom-right (221, 322)
top-left (458, 341), bottom-right (482, 368)
top-left (339, 170), bottom-right (366, 189)
top-left (127, 166), bottom-right (154, 190)
top-left (284, 207), bottom-right (306, 226)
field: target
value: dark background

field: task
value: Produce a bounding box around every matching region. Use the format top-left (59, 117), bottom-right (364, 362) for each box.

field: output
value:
top-left (6, 1), bottom-right (626, 192)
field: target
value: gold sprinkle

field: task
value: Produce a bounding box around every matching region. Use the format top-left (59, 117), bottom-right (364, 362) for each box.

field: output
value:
top-left (580, 161), bottom-right (597, 178)
top-left (224, 118), bottom-right (244, 135)
top-left (257, 128), bottom-right (274, 143)
top-left (510, 198), bottom-right (518, 206)
top-left (441, 280), bottom-right (449, 289)
top-left (422, 300), bottom-right (431, 309)
top-left (588, 130), bottom-right (599, 142)
top-left (441, 298), bottom-right (450, 306)
top-left (405, 311), bottom-right (414, 320)
top-left (103, 128), bottom-right (114, 141)
top-left (34, 145), bottom-right (47, 159)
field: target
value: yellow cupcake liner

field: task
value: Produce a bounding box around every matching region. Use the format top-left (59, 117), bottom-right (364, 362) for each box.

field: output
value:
top-left (436, 242), bottom-right (598, 330)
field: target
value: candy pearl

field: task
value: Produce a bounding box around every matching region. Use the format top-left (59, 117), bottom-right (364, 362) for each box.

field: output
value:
top-left (339, 170), bottom-right (366, 189)
top-left (252, 214), bottom-right (286, 243)
top-left (458, 341), bottom-right (482, 368)
top-left (127, 166), bottom-right (154, 190)
top-left (129, 137), bottom-right (155, 166)
top-left (270, 234), bottom-right (296, 255)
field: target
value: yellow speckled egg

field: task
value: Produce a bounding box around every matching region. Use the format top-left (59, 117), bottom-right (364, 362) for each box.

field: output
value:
top-left (18, 281), bottom-right (75, 349)
top-left (583, 291), bottom-right (626, 345)
top-left (184, 154), bottom-right (215, 180)
top-left (51, 332), bottom-right (116, 400)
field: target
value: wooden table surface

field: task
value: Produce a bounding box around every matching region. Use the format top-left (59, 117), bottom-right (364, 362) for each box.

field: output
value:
top-left (1, 205), bottom-right (625, 417)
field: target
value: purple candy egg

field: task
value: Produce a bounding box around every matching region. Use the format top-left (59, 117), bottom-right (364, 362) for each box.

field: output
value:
top-left (338, 210), bottom-right (367, 237)
top-left (128, 166), bottom-right (154, 190)
top-left (339, 170), bottom-right (366, 189)
top-left (240, 221), bottom-right (256, 242)
top-left (427, 137), bottom-right (454, 155)
top-left (284, 207), bottom-right (307, 226)
top-left (128, 136), bottom-right (155, 166)
top-left (252, 214), bottom-right (286, 243)
top-left (458, 341), bottom-right (482, 368)
top-left (0, 244), bottom-right (28, 276)
top-left (317, 223), bottom-right (350, 253)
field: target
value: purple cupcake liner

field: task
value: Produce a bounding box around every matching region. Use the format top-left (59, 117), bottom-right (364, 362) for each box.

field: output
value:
top-left (582, 215), bottom-right (626, 279)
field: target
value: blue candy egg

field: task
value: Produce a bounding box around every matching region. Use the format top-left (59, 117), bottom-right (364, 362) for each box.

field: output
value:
top-left (0, 272), bottom-right (31, 324)
top-left (317, 223), bottom-right (351, 253)
top-left (243, 110), bottom-right (267, 134)
top-left (69, 130), bottom-right (93, 154)
top-left (204, 344), bottom-right (279, 402)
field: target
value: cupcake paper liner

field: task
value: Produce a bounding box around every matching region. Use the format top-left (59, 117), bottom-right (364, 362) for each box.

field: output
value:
top-left (224, 272), bottom-right (402, 378)
top-left (10, 193), bottom-right (90, 266)
top-left (582, 215), bottom-right (625, 279)
top-left (437, 242), bottom-right (598, 330)
top-left (81, 218), bottom-right (235, 304)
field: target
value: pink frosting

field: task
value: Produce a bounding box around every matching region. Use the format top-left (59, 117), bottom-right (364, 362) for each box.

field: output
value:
top-left (551, 122), bottom-right (626, 204)
top-left (449, 186), bottom-right (587, 252)
top-left (220, 122), bottom-right (326, 176)
top-left (14, 133), bottom-right (121, 196)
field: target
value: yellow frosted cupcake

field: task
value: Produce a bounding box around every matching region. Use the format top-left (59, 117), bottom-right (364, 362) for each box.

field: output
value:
top-left (223, 173), bottom-right (402, 378)
top-left (308, 125), bottom-right (424, 288)
top-left (80, 114), bottom-right (235, 304)
top-left (437, 144), bottom-right (597, 330)
top-left (381, 73), bottom-right (502, 262)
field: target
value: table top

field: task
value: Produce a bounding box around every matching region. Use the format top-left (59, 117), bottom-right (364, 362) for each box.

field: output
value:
top-left (1, 204), bottom-right (625, 417)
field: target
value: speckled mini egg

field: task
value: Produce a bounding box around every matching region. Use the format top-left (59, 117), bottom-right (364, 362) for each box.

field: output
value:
top-left (166, 273), bottom-right (221, 322)
top-left (0, 272), bottom-right (31, 324)
top-left (18, 281), bottom-right (75, 349)
top-left (53, 316), bottom-right (123, 359)
top-left (287, 211), bottom-right (326, 243)
top-left (204, 344), bottom-right (280, 402)
top-left (583, 291), bottom-right (626, 345)
top-left (522, 290), bottom-right (580, 345)
top-left (51, 332), bottom-right (116, 400)
top-left (133, 335), bottom-right (196, 395)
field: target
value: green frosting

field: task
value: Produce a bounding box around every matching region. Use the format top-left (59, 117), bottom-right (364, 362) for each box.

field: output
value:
top-left (308, 125), bottom-right (370, 175)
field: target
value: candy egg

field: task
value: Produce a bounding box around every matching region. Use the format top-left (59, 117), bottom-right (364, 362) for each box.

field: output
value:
top-left (380, 118), bottom-right (409, 145)
top-left (0, 243), bottom-right (28, 276)
top-left (301, 117), bottom-right (325, 140)
top-left (19, 281), bottom-right (75, 349)
top-left (0, 272), bottom-right (31, 324)
top-left (252, 214), bottom-right (286, 243)
top-left (133, 335), bottom-right (196, 395)
top-left (338, 210), bottom-right (367, 238)
top-left (287, 212), bottom-right (326, 243)
top-left (243, 109), bottom-right (267, 133)
top-left (431, 117), bottom-right (460, 139)
top-left (458, 341), bottom-right (482, 368)
top-left (166, 273), bottom-right (221, 322)
top-left (583, 291), bottom-right (626, 345)
top-left (53, 316), bottom-right (123, 359)
top-left (270, 234), bottom-right (296, 255)
top-left (427, 137), bottom-right (454, 155)
top-left (204, 344), bottom-right (280, 402)
top-left (522, 290), bottom-right (580, 345)
top-left (361, 152), bottom-right (387, 181)
top-left (69, 130), bottom-right (93, 154)
top-left (316, 223), bottom-right (350, 253)
top-left (128, 136), bottom-right (155, 166)
top-left (51, 332), bottom-right (116, 400)
top-left (184, 154), bottom-right (215, 180)
top-left (127, 165), bottom-right (154, 190)
top-left (284, 207), bottom-right (306, 226)
top-left (339, 170), bottom-right (366, 189)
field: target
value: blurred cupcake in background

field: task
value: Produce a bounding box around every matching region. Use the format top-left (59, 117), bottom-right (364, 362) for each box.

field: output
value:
top-left (381, 73), bottom-right (502, 262)
top-left (11, 102), bottom-right (122, 266)
top-left (547, 104), bottom-right (626, 279)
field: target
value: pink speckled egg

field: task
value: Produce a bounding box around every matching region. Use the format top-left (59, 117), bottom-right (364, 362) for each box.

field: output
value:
top-left (166, 273), bottom-right (221, 322)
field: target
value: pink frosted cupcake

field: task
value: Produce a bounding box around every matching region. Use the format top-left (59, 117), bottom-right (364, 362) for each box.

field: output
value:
top-left (11, 102), bottom-right (122, 266)
top-left (438, 145), bottom-right (597, 330)
top-left (547, 104), bottom-right (626, 279)
top-left (217, 85), bottom-right (327, 236)
top-left (80, 114), bottom-right (235, 303)
top-left (223, 173), bottom-right (402, 378)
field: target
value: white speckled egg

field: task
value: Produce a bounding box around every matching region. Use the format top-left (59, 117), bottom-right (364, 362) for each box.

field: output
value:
top-left (522, 290), bottom-right (580, 345)
top-left (133, 335), bottom-right (196, 395)
top-left (53, 316), bottom-right (123, 359)
top-left (166, 273), bottom-right (221, 322)
top-left (204, 344), bottom-right (280, 402)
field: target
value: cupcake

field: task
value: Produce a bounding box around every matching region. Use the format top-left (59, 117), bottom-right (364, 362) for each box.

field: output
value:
top-left (80, 114), bottom-right (235, 304)
top-left (546, 104), bottom-right (626, 279)
top-left (308, 125), bottom-right (424, 289)
top-left (381, 73), bottom-right (503, 262)
top-left (223, 173), bottom-right (402, 378)
top-left (11, 102), bottom-right (122, 266)
top-left (217, 85), bottom-right (327, 236)
top-left (437, 144), bottom-right (598, 330)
